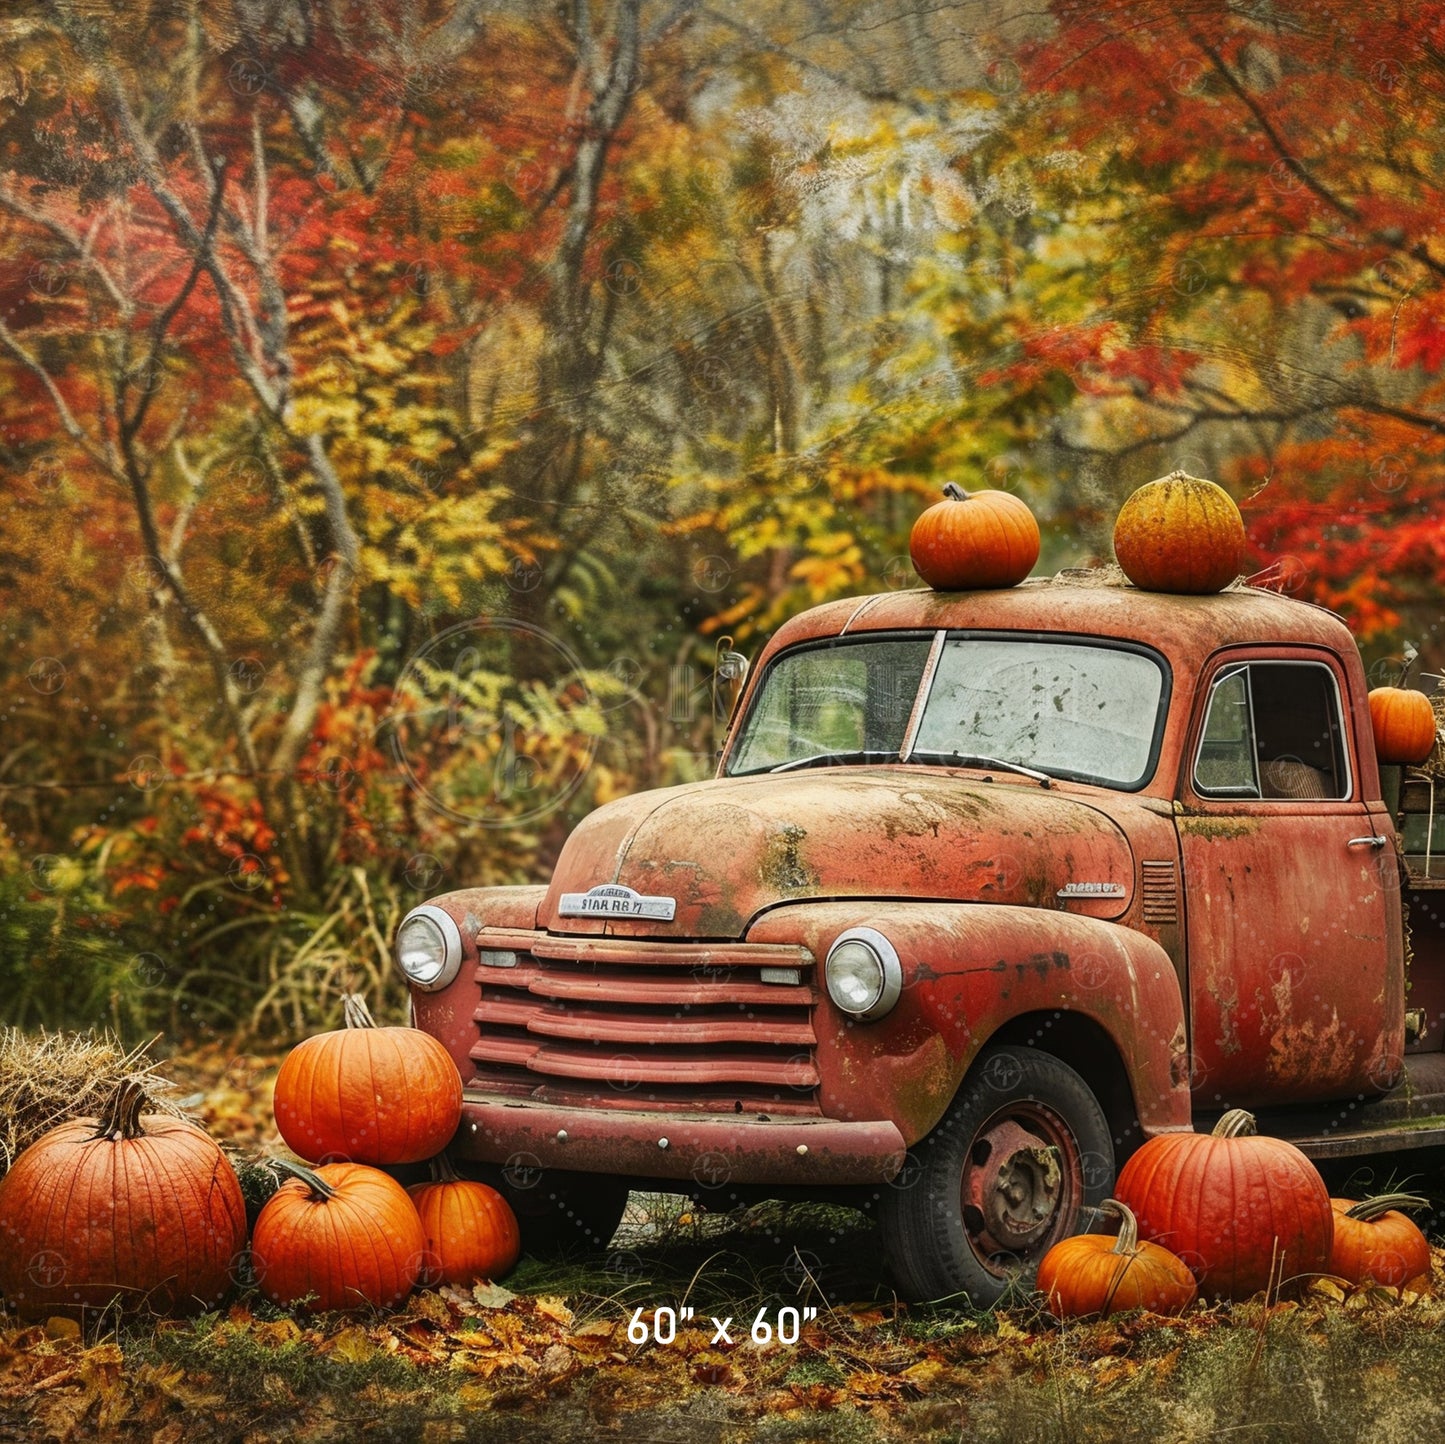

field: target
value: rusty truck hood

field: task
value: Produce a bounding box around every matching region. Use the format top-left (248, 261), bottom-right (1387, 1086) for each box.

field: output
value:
top-left (538, 769), bottom-right (1134, 937)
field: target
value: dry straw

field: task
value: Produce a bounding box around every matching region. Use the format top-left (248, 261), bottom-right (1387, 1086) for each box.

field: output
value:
top-left (0, 1028), bottom-right (184, 1175)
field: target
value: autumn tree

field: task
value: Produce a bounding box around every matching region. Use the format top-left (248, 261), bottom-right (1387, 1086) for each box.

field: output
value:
top-left (956, 0), bottom-right (1445, 646)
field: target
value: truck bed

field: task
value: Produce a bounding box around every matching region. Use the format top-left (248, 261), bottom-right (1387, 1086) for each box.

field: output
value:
top-left (1225, 1052), bottom-right (1445, 1159)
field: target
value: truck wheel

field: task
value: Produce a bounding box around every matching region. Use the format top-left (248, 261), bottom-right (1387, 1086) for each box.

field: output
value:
top-left (457, 1162), bottom-right (630, 1258)
top-left (878, 1044), bottom-right (1113, 1305)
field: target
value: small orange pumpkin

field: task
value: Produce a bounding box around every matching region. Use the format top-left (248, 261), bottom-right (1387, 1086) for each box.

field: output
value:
top-left (1329, 1193), bottom-right (1432, 1291)
top-left (251, 1160), bottom-right (426, 1312)
top-left (1037, 1199), bottom-right (1197, 1319)
top-left (1368, 687), bottom-right (1438, 765)
top-left (909, 483), bottom-right (1040, 590)
top-left (408, 1154), bottom-right (521, 1287)
top-left (1113, 1108), bottom-right (1333, 1301)
top-left (273, 993), bottom-right (462, 1165)
top-left (1113, 472), bottom-right (1246, 594)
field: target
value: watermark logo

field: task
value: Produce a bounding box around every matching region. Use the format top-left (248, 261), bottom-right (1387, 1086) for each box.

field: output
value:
top-left (501, 1151), bottom-right (544, 1190)
top-left (227, 58), bottom-right (269, 97)
top-left (691, 1152), bottom-right (733, 1189)
top-left (981, 1051), bottom-right (1024, 1092)
top-left (404, 853), bottom-right (446, 891)
top-left (27, 1250), bottom-right (67, 1288)
top-left (388, 618), bottom-right (599, 828)
top-left (128, 952), bottom-right (169, 989)
top-left (27, 657), bottom-right (66, 694)
top-left (127, 755), bottom-right (166, 792)
top-left (229, 657), bottom-right (267, 695)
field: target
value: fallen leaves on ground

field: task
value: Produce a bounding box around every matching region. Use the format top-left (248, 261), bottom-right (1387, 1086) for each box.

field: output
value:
top-left (9, 1047), bottom-right (1445, 1441)
top-left (7, 1263), bottom-right (1445, 1443)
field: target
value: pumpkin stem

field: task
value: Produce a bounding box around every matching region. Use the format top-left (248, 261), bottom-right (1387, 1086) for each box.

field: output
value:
top-left (1212, 1108), bottom-right (1258, 1139)
top-left (1343, 1192), bottom-right (1430, 1222)
top-left (942, 482), bottom-right (973, 501)
top-left (429, 1152), bottom-right (462, 1185)
top-left (1097, 1198), bottom-right (1141, 1256)
top-left (342, 992), bottom-right (378, 1030)
top-left (93, 1078), bottom-right (150, 1141)
top-left (272, 1157), bottom-right (338, 1202)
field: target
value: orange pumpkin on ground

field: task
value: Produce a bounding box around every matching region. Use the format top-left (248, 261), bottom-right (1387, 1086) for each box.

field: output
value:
top-left (1037, 1199), bottom-right (1197, 1319)
top-left (0, 1079), bottom-right (246, 1319)
top-left (908, 483), bottom-right (1040, 590)
top-left (1368, 687), bottom-right (1438, 766)
top-left (1113, 472), bottom-right (1246, 594)
top-left (273, 992), bottom-right (462, 1165)
top-left (1113, 1108), bottom-right (1333, 1301)
top-left (408, 1154), bottom-right (521, 1287)
top-left (1328, 1193), bottom-right (1432, 1290)
top-left (251, 1160), bottom-right (426, 1312)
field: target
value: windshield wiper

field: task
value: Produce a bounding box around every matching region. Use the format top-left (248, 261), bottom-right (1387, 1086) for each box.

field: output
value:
top-left (769, 749), bottom-right (900, 773)
top-left (905, 750), bottom-right (1053, 786)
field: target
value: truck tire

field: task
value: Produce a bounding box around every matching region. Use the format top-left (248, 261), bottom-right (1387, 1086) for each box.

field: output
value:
top-left (457, 1161), bottom-right (630, 1258)
top-left (878, 1043), bottom-right (1114, 1305)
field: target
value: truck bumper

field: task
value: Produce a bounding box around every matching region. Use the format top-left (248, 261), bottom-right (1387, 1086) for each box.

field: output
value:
top-left (455, 1093), bottom-right (908, 1187)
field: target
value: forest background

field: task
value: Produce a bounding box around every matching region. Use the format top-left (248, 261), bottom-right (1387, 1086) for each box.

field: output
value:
top-left (2, 0), bottom-right (1442, 1042)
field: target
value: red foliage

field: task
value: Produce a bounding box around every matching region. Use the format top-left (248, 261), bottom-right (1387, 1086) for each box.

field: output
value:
top-left (1010, 0), bottom-right (1445, 642)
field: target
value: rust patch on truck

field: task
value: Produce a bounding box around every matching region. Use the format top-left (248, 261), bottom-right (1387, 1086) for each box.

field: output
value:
top-left (759, 822), bottom-right (817, 894)
top-left (1210, 976), bottom-right (1242, 1056)
top-left (1267, 1012), bottom-right (1362, 1091)
top-left (1177, 815), bottom-right (1259, 840)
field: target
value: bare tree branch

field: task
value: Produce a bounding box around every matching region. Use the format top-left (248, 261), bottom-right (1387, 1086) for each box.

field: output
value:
top-left (122, 165), bottom-right (228, 447)
top-left (0, 188), bottom-right (130, 313)
top-left (266, 433), bottom-right (360, 778)
top-left (1192, 30), bottom-right (1445, 285)
top-left (0, 316), bottom-right (110, 470)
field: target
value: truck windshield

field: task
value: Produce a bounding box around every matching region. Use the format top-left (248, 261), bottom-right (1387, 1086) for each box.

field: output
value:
top-left (726, 634), bottom-right (1166, 788)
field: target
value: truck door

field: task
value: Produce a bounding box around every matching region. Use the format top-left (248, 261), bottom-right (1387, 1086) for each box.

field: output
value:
top-left (1177, 650), bottom-right (1404, 1109)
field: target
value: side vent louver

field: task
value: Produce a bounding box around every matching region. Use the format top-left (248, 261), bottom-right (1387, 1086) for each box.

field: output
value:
top-left (1141, 860), bottom-right (1179, 925)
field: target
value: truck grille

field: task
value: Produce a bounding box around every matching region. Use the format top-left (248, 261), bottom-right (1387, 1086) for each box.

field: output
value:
top-left (467, 929), bottom-right (821, 1115)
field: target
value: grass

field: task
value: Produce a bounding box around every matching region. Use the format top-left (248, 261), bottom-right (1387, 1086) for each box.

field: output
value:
top-left (10, 1047), bottom-right (1445, 1442)
top-left (54, 1278), bottom-right (1445, 1444)
top-left (10, 1184), bottom-right (1444, 1444)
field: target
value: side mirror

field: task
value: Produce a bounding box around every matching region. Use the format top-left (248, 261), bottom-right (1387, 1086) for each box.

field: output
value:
top-left (713, 636), bottom-right (750, 723)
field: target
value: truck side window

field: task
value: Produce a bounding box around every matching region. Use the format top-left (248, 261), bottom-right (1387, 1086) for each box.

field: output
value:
top-left (1193, 662), bottom-right (1349, 801)
top-left (1194, 668), bottom-right (1258, 796)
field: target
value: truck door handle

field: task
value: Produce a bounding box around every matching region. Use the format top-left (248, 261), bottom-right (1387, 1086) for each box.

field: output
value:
top-left (1347, 835), bottom-right (1388, 849)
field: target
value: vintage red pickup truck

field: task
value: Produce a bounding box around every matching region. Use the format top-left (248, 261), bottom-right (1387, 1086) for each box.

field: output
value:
top-left (393, 573), bottom-right (1445, 1303)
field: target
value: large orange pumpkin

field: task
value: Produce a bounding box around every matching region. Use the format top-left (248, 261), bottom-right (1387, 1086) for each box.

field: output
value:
top-left (273, 993), bottom-right (462, 1165)
top-left (408, 1154), bottom-right (521, 1287)
top-left (1037, 1199), bottom-right (1197, 1319)
top-left (1113, 1109), bottom-right (1333, 1301)
top-left (1113, 472), bottom-right (1246, 594)
top-left (1368, 687), bottom-right (1438, 766)
top-left (251, 1160), bottom-right (426, 1311)
top-left (0, 1080), bottom-right (246, 1319)
top-left (1328, 1193), bottom-right (1432, 1290)
top-left (909, 483), bottom-right (1040, 590)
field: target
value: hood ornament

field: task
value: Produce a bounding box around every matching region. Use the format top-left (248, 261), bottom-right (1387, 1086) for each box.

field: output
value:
top-left (558, 883), bottom-right (677, 921)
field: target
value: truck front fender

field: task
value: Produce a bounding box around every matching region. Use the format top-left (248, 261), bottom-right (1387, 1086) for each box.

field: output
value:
top-left (747, 902), bottom-right (1192, 1148)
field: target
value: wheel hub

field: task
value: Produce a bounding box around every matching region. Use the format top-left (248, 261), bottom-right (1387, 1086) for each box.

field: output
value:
top-left (961, 1118), bottom-right (1064, 1258)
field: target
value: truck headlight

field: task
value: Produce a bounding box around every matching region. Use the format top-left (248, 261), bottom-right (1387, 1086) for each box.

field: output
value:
top-left (395, 905), bottom-right (464, 991)
top-left (825, 927), bottom-right (903, 1021)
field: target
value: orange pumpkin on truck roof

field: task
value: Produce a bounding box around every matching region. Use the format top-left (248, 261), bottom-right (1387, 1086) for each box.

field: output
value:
top-left (1113, 471), bottom-right (1246, 594)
